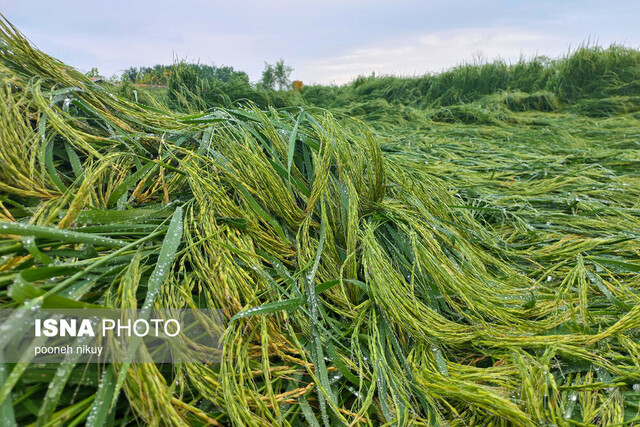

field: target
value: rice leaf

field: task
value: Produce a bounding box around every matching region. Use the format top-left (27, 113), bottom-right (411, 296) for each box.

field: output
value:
top-left (287, 109), bottom-right (305, 185)
top-left (0, 222), bottom-right (127, 248)
top-left (111, 207), bottom-right (183, 407)
top-left (106, 161), bottom-right (156, 207)
top-left (231, 298), bottom-right (303, 321)
top-left (85, 366), bottom-right (117, 427)
top-left (0, 356), bottom-right (16, 427)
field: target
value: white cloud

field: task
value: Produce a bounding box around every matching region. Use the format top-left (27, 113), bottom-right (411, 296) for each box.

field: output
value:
top-left (299, 27), bottom-right (565, 85)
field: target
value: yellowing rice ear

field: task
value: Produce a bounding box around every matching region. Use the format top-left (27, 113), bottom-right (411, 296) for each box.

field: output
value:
top-left (1, 13), bottom-right (640, 427)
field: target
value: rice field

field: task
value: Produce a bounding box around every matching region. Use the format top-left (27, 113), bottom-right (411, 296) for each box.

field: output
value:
top-left (1, 17), bottom-right (640, 426)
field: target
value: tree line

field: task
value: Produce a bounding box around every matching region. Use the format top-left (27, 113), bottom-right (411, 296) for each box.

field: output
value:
top-left (88, 59), bottom-right (293, 91)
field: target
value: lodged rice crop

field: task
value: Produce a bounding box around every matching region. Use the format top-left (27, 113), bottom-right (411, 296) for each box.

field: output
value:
top-left (1, 16), bottom-right (640, 426)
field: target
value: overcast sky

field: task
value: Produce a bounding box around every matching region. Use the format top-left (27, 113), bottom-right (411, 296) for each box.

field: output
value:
top-left (3, 1), bottom-right (639, 85)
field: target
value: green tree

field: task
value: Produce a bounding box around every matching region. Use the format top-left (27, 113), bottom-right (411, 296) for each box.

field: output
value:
top-left (260, 59), bottom-right (293, 90)
top-left (85, 67), bottom-right (102, 78)
top-left (122, 66), bottom-right (139, 83)
top-left (274, 59), bottom-right (293, 90)
top-left (260, 62), bottom-right (276, 90)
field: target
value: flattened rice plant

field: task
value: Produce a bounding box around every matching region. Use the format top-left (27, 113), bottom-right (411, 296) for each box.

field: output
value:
top-left (0, 17), bottom-right (639, 426)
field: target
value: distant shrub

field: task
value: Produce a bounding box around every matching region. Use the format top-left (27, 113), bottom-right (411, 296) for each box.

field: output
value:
top-left (301, 44), bottom-right (640, 117)
top-left (566, 96), bottom-right (640, 117)
top-left (499, 91), bottom-right (560, 112)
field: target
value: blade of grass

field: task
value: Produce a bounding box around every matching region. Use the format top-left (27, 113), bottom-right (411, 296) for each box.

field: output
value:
top-left (111, 207), bottom-right (183, 407)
